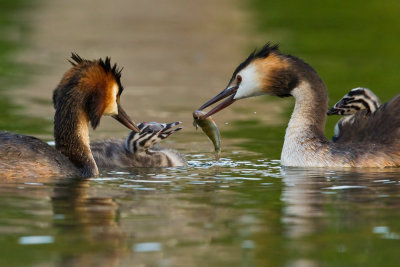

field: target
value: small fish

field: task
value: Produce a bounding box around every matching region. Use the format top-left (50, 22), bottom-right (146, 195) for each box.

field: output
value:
top-left (193, 110), bottom-right (221, 160)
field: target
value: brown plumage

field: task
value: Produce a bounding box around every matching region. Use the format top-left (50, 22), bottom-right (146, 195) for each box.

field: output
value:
top-left (333, 95), bottom-right (400, 144)
top-left (0, 53), bottom-right (138, 179)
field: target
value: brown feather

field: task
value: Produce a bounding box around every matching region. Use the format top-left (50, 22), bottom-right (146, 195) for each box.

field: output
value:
top-left (334, 94), bottom-right (400, 145)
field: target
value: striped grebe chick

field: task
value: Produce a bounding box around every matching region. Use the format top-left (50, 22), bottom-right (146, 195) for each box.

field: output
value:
top-left (198, 43), bottom-right (400, 168)
top-left (91, 121), bottom-right (186, 168)
top-left (327, 87), bottom-right (381, 142)
top-left (0, 54), bottom-right (139, 179)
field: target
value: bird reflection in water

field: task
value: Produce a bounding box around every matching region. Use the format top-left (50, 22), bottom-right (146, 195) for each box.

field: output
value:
top-left (280, 167), bottom-right (400, 266)
top-left (51, 179), bottom-right (129, 266)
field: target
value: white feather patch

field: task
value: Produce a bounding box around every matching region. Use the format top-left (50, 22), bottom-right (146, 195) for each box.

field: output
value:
top-left (103, 83), bottom-right (118, 116)
top-left (233, 64), bottom-right (263, 100)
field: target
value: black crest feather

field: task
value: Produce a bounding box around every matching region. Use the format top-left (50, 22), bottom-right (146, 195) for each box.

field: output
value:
top-left (98, 56), bottom-right (124, 94)
top-left (68, 53), bottom-right (123, 82)
top-left (98, 57), bottom-right (123, 80)
top-left (68, 52), bottom-right (86, 66)
top-left (228, 42), bottom-right (280, 86)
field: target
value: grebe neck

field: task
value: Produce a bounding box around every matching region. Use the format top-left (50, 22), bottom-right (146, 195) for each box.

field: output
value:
top-left (54, 103), bottom-right (98, 178)
top-left (289, 80), bottom-right (327, 134)
top-left (281, 78), bottom-right (329, 166)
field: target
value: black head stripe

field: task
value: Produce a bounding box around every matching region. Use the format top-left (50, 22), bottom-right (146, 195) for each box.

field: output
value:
top-left (139, 132), bottom-right (158, 148)
top-left (345, 88), bottom-right (380, 111)
top-left (372, 101), bottom-right (379, 111)
top-left (125, 131), bottom-right (140, 153)
top-left (346, 99), bottom-right (371, 112)
top-left (347, 89), bottom-right (365, 97)
top-left (346, 105), bottom-right (361, 111)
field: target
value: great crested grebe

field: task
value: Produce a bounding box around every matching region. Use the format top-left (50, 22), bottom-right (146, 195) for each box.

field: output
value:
top-left (0, 53), bottom-right (139, 179)
top-left (327, 87), bottom-right (381, 142)
top-left (91, 121), bottom-right (186, 167)
top-left (198, 43), bottom-right (400, 167)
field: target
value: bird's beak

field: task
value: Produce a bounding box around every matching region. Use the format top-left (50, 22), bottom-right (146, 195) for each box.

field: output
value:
top-left (198, 85), bottom-right (238, 119)
top-left (327, 107), bottom-right (339, 115)
top-left (112, 104), bottom-right (140, 132)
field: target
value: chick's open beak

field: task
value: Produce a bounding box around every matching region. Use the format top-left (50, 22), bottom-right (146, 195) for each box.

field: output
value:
top-left (198, 85), bottom-right (238, 119)
top-left (112, 104), bottom-right (140, 132)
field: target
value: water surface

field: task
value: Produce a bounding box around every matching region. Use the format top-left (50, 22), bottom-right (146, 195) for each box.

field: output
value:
top-left (1, 148), bottom-right (400, 266)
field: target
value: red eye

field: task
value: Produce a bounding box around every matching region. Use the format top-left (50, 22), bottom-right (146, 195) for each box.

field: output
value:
top-left (237, 75), bottom-right (242, 84)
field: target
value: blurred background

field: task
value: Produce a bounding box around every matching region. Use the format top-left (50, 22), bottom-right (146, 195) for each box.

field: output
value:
top-left (0, 0), bottom-right (251, 139)
top-left (1, 0), bottom-right (400, 266)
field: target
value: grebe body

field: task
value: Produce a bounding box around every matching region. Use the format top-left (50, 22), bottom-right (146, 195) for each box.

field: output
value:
top-left (91, 122), bottom-right (186, 168)
top-left (0, 54), bottom-right (138, 179)
top-left (0, 131), bottom-right (77, 178)
top-left (199, 43), bottom-right (400, 168)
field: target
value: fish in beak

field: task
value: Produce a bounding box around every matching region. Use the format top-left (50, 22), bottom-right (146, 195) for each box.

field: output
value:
top-left (112, 103), bottom-right (140, 132)
top-left (198, 85), bottom-right (238, 119)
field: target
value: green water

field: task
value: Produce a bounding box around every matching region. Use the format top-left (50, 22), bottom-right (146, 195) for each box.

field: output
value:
top-left (248, 0), bottom-right (400, 136)
top-left (0, 0), bottom-right (50, 134)
top-left (1, 0), bottom-right (400, 266)
top-left (1, 160), bottom-right (400, 266)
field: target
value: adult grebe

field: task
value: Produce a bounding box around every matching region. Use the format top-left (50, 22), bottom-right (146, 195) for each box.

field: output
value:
top-left (0, 53), bottom-right (139, 179)
top-left (327, 87), bottom-right (381, 142)
top-left (91, 121), bottom-right (186, 167)
top-left (198, 43), bottom-right (400, 168)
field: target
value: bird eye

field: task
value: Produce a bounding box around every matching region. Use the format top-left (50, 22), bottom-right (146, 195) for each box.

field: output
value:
top-left (237, 75), bottom-right (242, 84)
